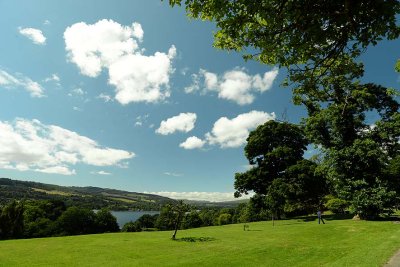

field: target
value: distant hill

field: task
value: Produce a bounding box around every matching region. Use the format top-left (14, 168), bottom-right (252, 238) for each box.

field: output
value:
top-left (0, 178), bottom-right (173, 210)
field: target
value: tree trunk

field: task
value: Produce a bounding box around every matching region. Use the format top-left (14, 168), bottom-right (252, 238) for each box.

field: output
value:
top-left (171, 213), bottom-right (182, 240)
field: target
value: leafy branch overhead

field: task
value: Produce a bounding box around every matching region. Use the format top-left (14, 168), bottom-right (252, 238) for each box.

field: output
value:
top-left (169, 0), bottom-right (400, 72)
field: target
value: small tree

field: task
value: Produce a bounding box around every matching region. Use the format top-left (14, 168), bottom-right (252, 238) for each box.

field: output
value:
top-left (217, 213), bottom-right (232, 226)
top-left (155, 205), bottom-right (176, 230)
top-left (95, 209), bottom-right (119, 233)
top-left (55, 207), bottom-right (96, 236)
top-left (182, 211), bottom-right (202, 229)
top-left (121, 221), bottom-right (141, 232)
top-left (136, 214), bottom-right (158, 230)
top-left (170, 200), bottom-right (190, 240)
top-left (198, 209), bottom-right (218, 226)
top-left (0, 201), bottom-right (24, 239)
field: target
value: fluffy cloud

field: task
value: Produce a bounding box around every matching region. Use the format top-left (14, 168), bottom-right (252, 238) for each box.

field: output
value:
top-left (0, 69), bottom-right (44, 97)
top-left (206, 111), bottom-right (275, 148)
top-left (156, 113), bottom-right (197, 135)
top-left (0, 118), bottom-right (134, 175)
top-left (145, 191), bottom-right (253, 202)
top-left (64, 19), bottom-right (176, 104)
top-left (185, 67), bottom-right (279, 105)
top-left (19, 27), bottom-right (46, 45)
top-left (179, 136), bottom-right (205, 150)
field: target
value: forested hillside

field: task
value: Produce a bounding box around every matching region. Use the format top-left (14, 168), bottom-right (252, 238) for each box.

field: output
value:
top-left (0, 178), bottom-right (171, 210)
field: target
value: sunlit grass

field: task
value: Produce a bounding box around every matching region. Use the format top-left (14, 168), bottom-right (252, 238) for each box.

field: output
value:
top-left (0, 217), bottom-right (399, 266)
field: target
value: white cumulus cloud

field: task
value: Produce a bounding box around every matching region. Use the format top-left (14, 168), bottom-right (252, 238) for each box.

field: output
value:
top-left (145, 191), bottom-right (253, 202)
top-left (156, 113), bottom-right (197, 135)
top-left (19, 27), bottom-right (46, 45)
top-left (186, 67), bottom-right (279, 105)
top-left (0, 118), bottom-right (134, 175)
top-left (64, 19), bottom-right (176, 104)
top-left (179, 136), bottom-right (205, 150)
top-left (0, 69), bottom-right (45, 97)
top-left (206, 111), bottom-right (276, 148)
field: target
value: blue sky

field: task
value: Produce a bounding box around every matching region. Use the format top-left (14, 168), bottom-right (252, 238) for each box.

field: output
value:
top-left (0, 0), bottom-right (398, 201)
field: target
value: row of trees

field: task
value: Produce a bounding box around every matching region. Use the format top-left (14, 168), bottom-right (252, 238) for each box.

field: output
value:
top-left (169, 0), bottom-right (400, 219)
top-left (121, 205), bottom-right (252, 235)
top-left (0, 200), bottom-right (119, 240)
top-left (1, 196), bottom-right (353, 241)
top-left (1, 199), bottom-right (259, 240)
top-left (122, 197), bottom-right (349, 238)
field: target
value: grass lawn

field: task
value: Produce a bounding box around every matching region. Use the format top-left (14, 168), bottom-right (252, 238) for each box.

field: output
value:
top-left (0, 216), bottom-right (399, 266)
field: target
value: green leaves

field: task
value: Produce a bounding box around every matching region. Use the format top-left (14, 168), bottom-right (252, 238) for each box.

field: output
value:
top-left (168, 0), bottom-right (400, 74)
top-left (168, 0), bottom-right (400, 219)
top-left (395, 59), bottom-right (400, 72)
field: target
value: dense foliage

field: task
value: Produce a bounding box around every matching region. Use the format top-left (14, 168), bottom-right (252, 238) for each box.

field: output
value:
top-left (0, 200), bottom-right (119, 240)
top-left (168, 0), bottom-right (400, 72)
top-left (169, 0), bottom-right (400, 219)
top-left (234, 121), bottom-right (328, 218)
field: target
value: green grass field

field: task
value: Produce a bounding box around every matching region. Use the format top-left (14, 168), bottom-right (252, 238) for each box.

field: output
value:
top-left (1, 217), bottom-right (399, 266)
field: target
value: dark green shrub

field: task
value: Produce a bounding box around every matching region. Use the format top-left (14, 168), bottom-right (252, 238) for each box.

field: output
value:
top-left (121, 221), bottom-right (142, 232)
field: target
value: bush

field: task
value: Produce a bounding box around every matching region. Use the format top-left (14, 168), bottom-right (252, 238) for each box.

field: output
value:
top-left (121, 221), bottom-right (142, 232)
top-left (24, 218), bottom-right (57, 238)
top-left (217, 213), bottom-right (232, 225)
top-left (136, 214), bottom-right (158, 229)
top-left (324, 196), bottom-right (348, 214)
top-left (182, 211), bottom-right (202, 229)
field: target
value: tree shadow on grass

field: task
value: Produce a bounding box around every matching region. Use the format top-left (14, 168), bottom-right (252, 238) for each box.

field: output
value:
top-left (173, 237), bottom-right (216, 242)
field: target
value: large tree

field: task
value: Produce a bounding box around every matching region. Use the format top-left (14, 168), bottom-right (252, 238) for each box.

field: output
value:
top-left (234, 121), bottom-right (308, 196)
top-left (234, 121), bottom-right (327, 217)
top-left (298, 58), bottom-right (400, 218)
top-left (169, 0), bottom-right (400, 219)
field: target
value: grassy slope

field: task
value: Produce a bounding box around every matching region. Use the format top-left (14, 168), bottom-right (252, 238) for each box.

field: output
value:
top-left (0, 217), bottom-right (399, 267)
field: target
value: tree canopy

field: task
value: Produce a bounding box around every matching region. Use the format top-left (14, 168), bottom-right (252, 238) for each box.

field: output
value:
top-left (235, 121), bottom-right (327, 217)
top-left (168, 0), bottom-right (400, 71)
